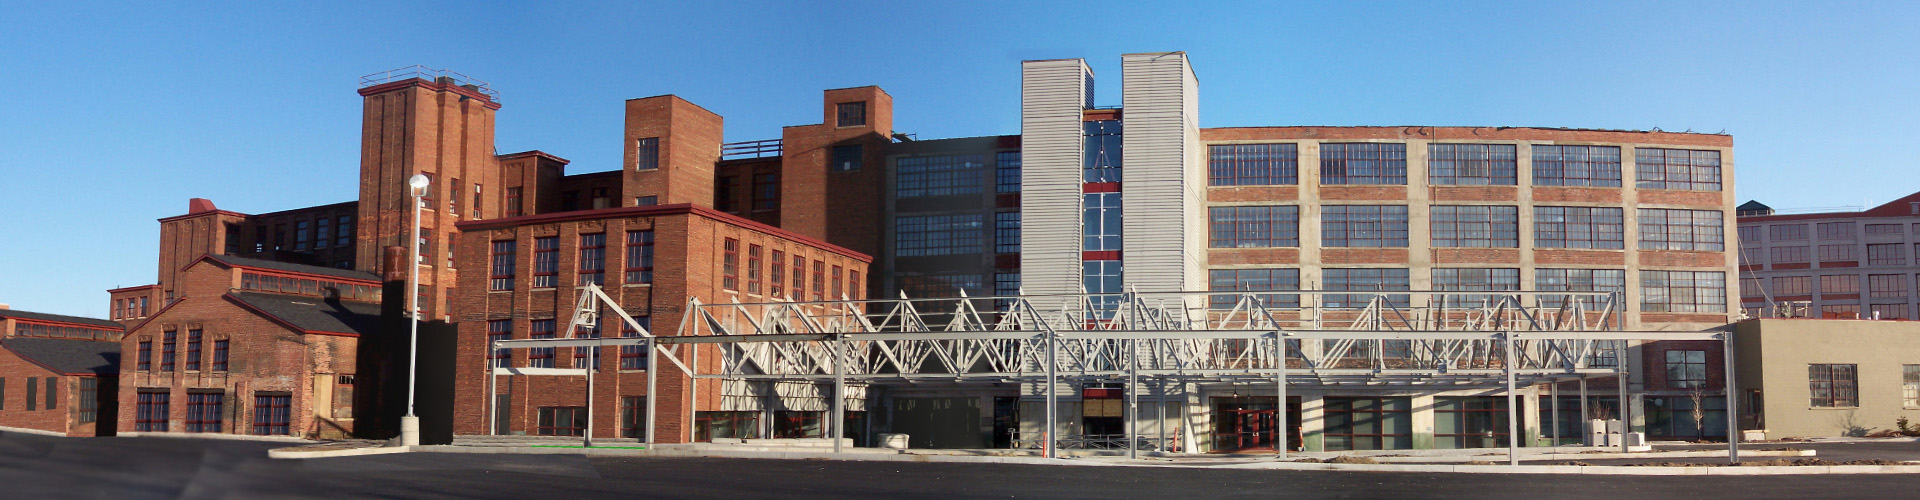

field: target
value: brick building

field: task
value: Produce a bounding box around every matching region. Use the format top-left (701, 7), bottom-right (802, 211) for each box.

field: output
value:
top-left (0, 306), bottom-right (121, 436)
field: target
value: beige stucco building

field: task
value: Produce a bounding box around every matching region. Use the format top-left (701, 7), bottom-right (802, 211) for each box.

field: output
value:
top-left (1733, 318), bottom-right (1920, 438)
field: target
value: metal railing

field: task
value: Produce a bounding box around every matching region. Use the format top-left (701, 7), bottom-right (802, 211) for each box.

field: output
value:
top-left (722, 139), bottom-right (782, 159)
top-left (358, 65), bottom-right (499, 100)
top-left (1008, 431), bottom-right (1173, 451)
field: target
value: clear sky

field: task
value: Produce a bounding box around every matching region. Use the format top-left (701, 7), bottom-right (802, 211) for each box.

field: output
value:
top-left (2, 1), bottom-right (1916, 318)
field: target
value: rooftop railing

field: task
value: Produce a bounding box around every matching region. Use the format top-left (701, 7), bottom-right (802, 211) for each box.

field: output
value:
top-left (358, 65), bottom-right (500, 100)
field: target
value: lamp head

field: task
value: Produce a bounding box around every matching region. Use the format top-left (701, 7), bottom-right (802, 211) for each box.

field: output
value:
top-left (409, 174), bottom-right (431, 197)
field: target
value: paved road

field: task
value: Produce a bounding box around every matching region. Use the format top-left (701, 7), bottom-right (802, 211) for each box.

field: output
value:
top-left (4, 432), bottom-right (1918, 499)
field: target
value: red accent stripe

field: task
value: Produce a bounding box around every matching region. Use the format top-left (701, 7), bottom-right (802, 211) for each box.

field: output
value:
top-left (1083, 182), bottom-right (1121, 193)
top-left (1083, 251), bottom-right (1121, 261)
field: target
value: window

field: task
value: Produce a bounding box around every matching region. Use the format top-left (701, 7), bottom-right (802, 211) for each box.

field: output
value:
top-left (1531, 145), bottom-right (1622, 187)
top-left (1869, 274), bottom-right (1907, 298)
top-left (335, 216), bottom-right (353, 247)
top-left (1823, 304), bottom-right (1861, 319)
top-left (78, 378), bottom-right (98, 423)
top-left (715, 176), bottom-right (737, 211)
top-left (775, 411), bottom-right (825, 438)
top-left (1319, 143), bottom-right (1407, 185)
top-left (529, 320), bottom-right (556, 368)
top-left (1084, 260), bottom-right (1124, 312)
top-left (1771, 245), bottom-right (1811, 264)
top-left (1321, 205), bottom-right (1409, 247)
top-left (1737, 225), bottom-right (1761, 244)
top-left (1871, 304), bottom-right (1909, 320)
top-left (769, 250), bottom-right (787, 298)
top-left (722, 238), bottom-right (739, 291)
top-left (831, 266), bottom-right (843, 299)
top-left (1208, 268), bottom-right (1301, 309)
top-left (812, 261), bottom-right (826, 301)
top-left (747, 245), bottom-right (764, 294)
top-left (136, 390), bottom-right (169, 432)
top-left (848, 270), bottom-right (862, 300)
top-left (1819, 244), bottom-right (1858, 262)
top-left (489, 241), bottom-right (516, 291)
top-left (315, 218), bottom-right (331, 248)
top-left (899, 274), bottom-right (987, 299)
top-left (1209, 206), bottom-right (1300, 248)
top-left (473, 184), bottom-right (484, 219)
top-left (1645, 395), bottom-right (1727, 439)
top-left (1434, 397), bottom-right (1511, 449)
top-left (250, 392), bottom-right (292, 435)
top-left (896, 214), bottom-right (985, 257)
top-left (836, 101), bottom-right (866, 127)
top-left (137, 341), bottom-right (152, 371)
top-left (1868, 243), bottom-right (1907, 266)
top-left (1083, 192), bottom-right (1122, 251)
top-left (1323, 397), bottom-right (1412, 451)
top-left (417, 229), bottom-right (434, 266)
top-left (1638, 209), bottom-right (1725, 251)
top-left (830, 144), bottom-right (862, 171)
top-left (186, 391), bottom-right (223, 433)
top-left (186, 329), bottom-right (202, 371)
top-left (995, 273), bottom-right (1022, 308)
top-left (161, 330), bottom-right (176, 372)
top-left (1533, 206), bottom-right (1625, 249)
top-left (1821, 275), bottom-right (1860, 295)
top-left (1534, 268), bottom-right (1626, 309)
top-left (996, 151), bottom-right (1022, 193)
top-left (1772, 276), bottom-right (1811, 295)
top-left (0, 378), bottom-right (6, 410)
top-left (1818, 222), bottom-right (1854, 240)
top-left (1770, 224), bottom-right (1808, 241)
top-left (1640, 271), bottom-right (1728, 313)
top-left (533, 236), bottom-right (559, 288)
top-left (1665, 350), bottom-right (1707, 389)
top-left (1430, 206), bottom-right (1519, 248)
top-left (752, 173), bottom-right (779, 210)
top-left (506, 187), bottom-right (524, 217)
top-left (696, 411), bottom-right (762, 441)
top-left (896, 155), bottom-right (985, 198)
top-left (620, 317), bottom-right (651, 370)
top-left (1904, 365), bottom-right (1920, 409)
top-left (538, 407), bottom-right (588, 436)
top-left (578, 233), bottom-right (606, 286)
top-left (792, 255), bottom-right (807, 299)
top-left (625, 231), bottom-right (654, 284)
top-left (635, 196), bottom-right (656, 206)
top-left (1324, 268), bottom-right (1410, 308)
top-left (1209, 143), bottom-right (1298, 185)
top-left (294, 220), bottom-right (310, 251)
top-left (622, 397), bottom-right (648, 439)
top-left (1866, 223), bottom-right (1903, 235)
top-left (1430, 268), bottom-right (1520, 305)
top-left (1635, 148), bottom-right (1722, 191)
top-left (450, 179), bottom-right (462, 218)
top-left (1083, 120), bottom-right (1123, 182)
top-left (995, 212), bottom-right (1021, 253)
top-left (634, 137), bottom-right (659, 170)
top-left (24, 377), bottom-right (36, 411)
top-left (212, 340), bottom-right (229, 371)
top-left (488, 320), bottom-right (512, 368)
top-left (1428, 143), bottom-right (1516, 185)
top-left (1809, 364), bottom-right (1859, 407)
top-left (590, 187), bottom-right (613, 210)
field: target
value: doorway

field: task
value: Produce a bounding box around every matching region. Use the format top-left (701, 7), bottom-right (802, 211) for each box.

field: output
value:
top-left (1211, 396), bottom-right (1300, 452)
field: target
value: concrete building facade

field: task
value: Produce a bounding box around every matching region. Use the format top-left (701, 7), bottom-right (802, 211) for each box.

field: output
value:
top-left (1733, 319), bottom-right (1920, 438)
top-left (1736, 191), bottom-right (1920, 321)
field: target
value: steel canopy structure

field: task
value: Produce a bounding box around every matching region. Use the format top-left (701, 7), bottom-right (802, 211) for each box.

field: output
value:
top-left (487, 285), bottom-right (1739, 465)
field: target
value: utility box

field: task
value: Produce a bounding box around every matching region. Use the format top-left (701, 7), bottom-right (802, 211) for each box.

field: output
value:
top-left (879, 433), bottom-right (910, 450)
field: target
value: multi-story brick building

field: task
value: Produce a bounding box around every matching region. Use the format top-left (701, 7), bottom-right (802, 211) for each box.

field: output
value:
top-left (0, 306), bottom-right (121, 436)
top-left (1735, 191), bottom-right (1920, 321)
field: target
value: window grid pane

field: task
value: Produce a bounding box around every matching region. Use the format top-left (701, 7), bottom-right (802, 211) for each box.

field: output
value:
top-left (1320, 143), bottom-right (1407, 185)
top-left (1428, 144), bottom-right (1517, 185)
top-left (1209, 143), bottom-right (1298, 186)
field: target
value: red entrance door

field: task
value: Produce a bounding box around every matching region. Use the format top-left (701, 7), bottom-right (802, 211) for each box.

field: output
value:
top-left (1221, 409), bottom-right (1277, 451)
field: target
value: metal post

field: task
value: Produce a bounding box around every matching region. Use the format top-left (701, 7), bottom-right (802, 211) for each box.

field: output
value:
top-left (1617, 341), bottom-right (1630, 454)
top-left (1550, 380), bottom-right (1560, 447)
top-left (1156, 382), bottom-right (1167, 454)
top-left (1044, 330), bottom-right (1058, 459)
top-left (1504, 331), bottom-right (1520, 466)
top-left (584, 347), bottom-right (595, 448)
top-left (486, 337), bottom-right (496, 436)
top-left (1126, 338), bottom-right (1138, 460)
top-left (1274, 333), bottom-right (1288, 459)
top-left (1579, 377), bottom-right (1589, 445)
top-left (645, 338), bottom-right (657, 447)
top-left (400, 178), bottom-right (425, 448)
top-left (1724, 332), bottom-right (1739, 463)
top-left (833, 335), bottom-right (846, 454)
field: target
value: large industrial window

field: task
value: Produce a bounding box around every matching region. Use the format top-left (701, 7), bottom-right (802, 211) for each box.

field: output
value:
top-left (78, 378), bottom-right (98, 423)
top-left (1770, 224), bottom-right (1808, 241)
top-left (1809, 364), bottom-right (1859, 407)
top-left (769, 250), bottom-right (787, 298)
top-left (720, 240), bottom-right (738, 291)
top-left (137, 341), bottom-right (152, 371)
top-left (1321, 205), bottom-right (1408, 247)
top-left (1638, 209), bottom-right (1725, 251)
top-left (529, 320), bottom-right (556, 368)
top-left (830, 144), bottom-right (862, 171)
top-left (1737, 225), bottom-right (1760, 244)
top-left (1867, 244), bottom-right (1907, 266)
top-left (488, 320), bottom-right (512, 368)
top-left (1640, 271), bottom-right (1728, 313)
top-left (1320, 143), bottom-right (1407, 185)
top-left (1209, 206), bottom-right (1300, 248)
top-left (812, 261), bottom-right (826, 302)
top-left (1535, 269), bottom-right (1625, 310)
top-left (696, 411), bottom-right (762, 441)
top-left (897, 274), bottom-right (986, 299)
top-left (1645, 395), bottom-right (1727, 439)
top-left (1819, 244), bottom-right (1858, 262)
top-left (1635, 148), bottom-right (1722, 191)
top-left (161, 330), bottom-right (176, 372)
top-left (625, 231), bottom-right (654, 284)
top-left (896, 154), bottom-right (985, 198)
top-left (1904, 365), bottom-right (1920, 409)
top-left (1666, 350), bottom-right (1707, 388)
top-left (792, 255), bottom-right (807, 299)
top-left (995, 273), bottom-right (1021, 309)
top-left (831, 266), bottom-right (843, 299)
top-left (620, 317), bottom-right (650, 370)
top-left (1817, 222), bottom-right (1853, 240)
top-left (253, 393), bottom-right (291, 435)
top-left (994, 212), bottom-right (1021, 254)
top-left (896, 214), bottom-right (985, 257)
top-left (1871, 304), bottom-right (1909, 320)
top-left (186, 329), bottom-right (202, 371)
top-left (1772, 276), bottom-right (1811, 295)
top-left (1208, 268), bottom-right (1301, 309)
top-left (537, 407), bottom-right (587, 436)
top-left (996, 151), bottom-right (1022, 193)
top-left (1428, 143), bottom-right (1517, 185)
top-left (622, 397), bottom-right (647, 439)
top-left (752, 173), bottom-right (779, 211)
top-left (136, 390), bottom-right (169, 432)
top-left (1323, 397), bottom-right (1412, 451)
top-left (775, 411), bottom-right (825, 438)
top-left (1770, 246), bottom-right (1810, 264)
top-left (1083, 120), bottom-right (1122, 182)
top-left (1866, 223), bottom-right (1904, 235)
top-left (186, 391), bottom-right (223, 433)
top-left (1821, 275), bottom-right (1860, 295)
top-left (1869, 274), bottom-right (1908, 298)
top-left (634, 137), bottom-right (659, 170)
top-left (1430, 205), bottom-right (1519, 248)
top-left (1083, 193), bottom-right (1123, 251)
top-left (1434, 397), bottom-right (1510, 449)
top-left (1209, 143), bottom-right (1298, 186)
top-left (1533, 206), bottom-right (1624, 249)
top-left (505, 187), bottom-right (524, 217)
top-left (490, 240), bottom-right (516, 291)
top-left (578, 234), bottom-right (606, 286)
top-left (1823, 304), bottom-right (1861, 319)
top-left (532, 237), bottom-right (559, 288)
top-left (1531, 145), bottom-right (1621, 187)
top-left (836, 102), bottom-right (866, 127)
top-left (1323, 268), bottom-right (1410, 308)
top-left (746, 245), bottom-right (764, 295)
top-left (1430, 268), bottom-right (1520, 305)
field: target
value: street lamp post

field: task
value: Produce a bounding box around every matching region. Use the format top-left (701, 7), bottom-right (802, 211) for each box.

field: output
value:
top-left (399, 173), bottom-right (430, 447)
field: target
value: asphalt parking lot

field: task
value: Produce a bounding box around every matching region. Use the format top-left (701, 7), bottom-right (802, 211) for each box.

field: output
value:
top-left (5, 432), bottom-right (1920, 499)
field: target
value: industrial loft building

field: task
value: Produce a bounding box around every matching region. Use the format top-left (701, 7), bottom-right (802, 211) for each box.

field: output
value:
top-left (0, 306), bottom-right (122, 436)
top-left (1736, 191), bottom-right (1920, 320)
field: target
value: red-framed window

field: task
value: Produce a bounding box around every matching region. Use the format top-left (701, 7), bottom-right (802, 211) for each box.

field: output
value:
top-left (137, 341), bottom-right (152, 371)
top-left (472, 183), bottom-right (484, 219)
top-left (212, 340), bottom-right (229, 371)
top-left (791, 255), bottom-right (806, 299)
top-left (185, 329), bottom-right (202, 371)
top-left (578, 233), bottom-right (607, 286)
top-left (747, 244), bottom-right (764, 294)
top-left (538, 406), bottom-right (587, 436)
top-left (532, 236), bottom-right (559, 288)
top-left (253, 392), bottom-right (291, 435)
top-left (186, 391), bottom-right (223, 433)
top-left (625, 230), bottom-right (654, 284)
top-left (849, 270), bottom-right (862, 300)
top-left (830, 266), bottom-right (843, 300)
top-left (774, 410), bottom-right (825, 438)
top-left (620, 317), bottom-right (651, 370)
top-left (488, 320), bottom-right (512, 367)
top-left (621, 397), bottom-right (648, 439)
top-left (505, 186), bottom-right (524, 217)
top-left (139, 296), bottom-right (149, 317)
top-left (812, 261), bottom-right (826, 301)
top-left (136, 390), bottom-right (169, 432)
top-left (529, 320), bottom-right (556, 368)
top-left (490, 240), bottom-right (516, 291)
top-left (769, 250), bottom-right (787, 298)
top-left (161, 330), bottom-right (177, 372)
top-left (696, 411), bottom-right (761, 441)
top-left (1322, 397), bottom-right (1412, 450)
top-left (722, 238), bottom-right (740, 291)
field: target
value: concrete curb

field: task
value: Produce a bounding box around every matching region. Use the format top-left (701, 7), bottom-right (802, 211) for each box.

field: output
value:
top-left (1359, 449), bottom-right (1815, 463)
top-left (0, 426), bottom-right (69, 438)
top-left (120, 432), bottom-right (315, 443)
top-left (268, 445), bottom-right (413, 460)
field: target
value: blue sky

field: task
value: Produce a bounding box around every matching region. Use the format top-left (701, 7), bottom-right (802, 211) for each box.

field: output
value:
top-left (2, 1), bottom-right (1916, 317)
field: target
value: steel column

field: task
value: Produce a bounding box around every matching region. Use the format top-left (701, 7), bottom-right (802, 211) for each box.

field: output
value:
top-left (584, 346), bottom-right (595, 448)
top-left (1274, 333), bottom-right (1288, 459)
top-left (833, 334), bottom-right (846, 454)
top-left (1127, 338), bottom-right (1138, 460)
top-left (1724, 333), bottom-right (1739, 463)
top-left (1550, 380), bottom-right (1559, 446)
top-left (1044, 330), bottom-right (1058, 459)
top-left (486, 337), bottom-right (496, 436)
top-left (1616, 341), bottom-right (1630, 453)
top-left (646, 338), bottom-right (657, 447)
top-left (1504, 332), bottom-right (1520, 466)
top-left (1579, 377), bottom-right (1589, 445)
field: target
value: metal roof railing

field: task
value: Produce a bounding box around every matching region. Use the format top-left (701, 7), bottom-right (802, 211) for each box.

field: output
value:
top-left (358, 65), bottom-right (500, 100)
